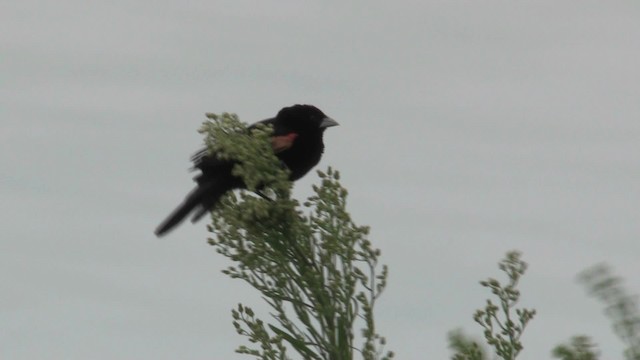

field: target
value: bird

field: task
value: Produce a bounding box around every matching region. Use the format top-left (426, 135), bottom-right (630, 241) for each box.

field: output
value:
top-left (155, 104), bottom-right (338, 237)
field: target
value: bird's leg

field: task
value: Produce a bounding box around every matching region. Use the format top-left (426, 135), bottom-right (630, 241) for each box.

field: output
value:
top-left (255, 190), bottom-right (274, 202)
top-left (254, 161), bottom-right (290, 202)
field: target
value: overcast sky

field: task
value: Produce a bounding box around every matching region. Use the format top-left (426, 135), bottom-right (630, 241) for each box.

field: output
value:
top-left (3, 1), bottom-right (639, 359)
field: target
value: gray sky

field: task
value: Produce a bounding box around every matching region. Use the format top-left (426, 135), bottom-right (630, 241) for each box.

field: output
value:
top-left (3, 1), bottom-right (640, 359)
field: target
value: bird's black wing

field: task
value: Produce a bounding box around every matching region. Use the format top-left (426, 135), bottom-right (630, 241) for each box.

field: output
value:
top-left (191, 117), bottom-right (294, 170)
top-left (249, 117), bottom-right (294, 136)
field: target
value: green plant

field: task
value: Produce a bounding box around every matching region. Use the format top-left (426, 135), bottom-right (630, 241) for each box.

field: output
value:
top-left (201, 113), bottom-right (393, 360)
top-left (579, 264), bottom-right (640, 360)
top-left (448, 329), bottom-right (487, 360)
top-left (449, 251), bottom-right (535, 360)
top-left (552, 336), bottom-right (599, 360)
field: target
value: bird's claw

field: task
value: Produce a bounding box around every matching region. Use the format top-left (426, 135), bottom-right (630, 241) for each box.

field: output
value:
top-left (255, 190), bottom-right (274, 202)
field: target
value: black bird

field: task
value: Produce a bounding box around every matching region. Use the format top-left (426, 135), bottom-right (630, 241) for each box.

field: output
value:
top-left (155, 104), bottom-right (338, 237)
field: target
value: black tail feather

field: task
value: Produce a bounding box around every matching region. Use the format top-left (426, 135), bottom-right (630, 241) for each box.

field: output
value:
top-left (155, 185), bottom-right (211, 237)
top-left (189, 183), bottom-right (229, 223)
top-left (190, 206), bottom-right (209, 223)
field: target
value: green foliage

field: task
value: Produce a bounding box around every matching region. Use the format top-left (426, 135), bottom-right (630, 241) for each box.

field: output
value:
top-left (473, 251), bottom-right (536, 360)
top-left (579, 264), bottom-right (640, 360)
top-left (552, 336), bottom-right (600, 360)
top-left (448, 252), bottom-right (640, 360)
top-left (447, 329), bottom-right (487, 360)
top-left (200, 112), bottom-right (289, 193)
top-left (198, 114), bottom-right (640, 360)
top-left (201, 113), bottom-right (393, 360)
top-left (449, 251), bottom-right (536, 360)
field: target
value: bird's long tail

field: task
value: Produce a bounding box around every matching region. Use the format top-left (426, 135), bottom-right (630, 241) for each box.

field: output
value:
top-left (154, 183), bottom-right (222, 237)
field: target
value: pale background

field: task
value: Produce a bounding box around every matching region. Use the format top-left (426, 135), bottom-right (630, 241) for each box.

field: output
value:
top-left (2, 1), bottom-right (639, 359)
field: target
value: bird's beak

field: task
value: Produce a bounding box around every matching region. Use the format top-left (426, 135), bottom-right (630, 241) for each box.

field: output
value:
top-left (320, 117), bottom-right (339, 129)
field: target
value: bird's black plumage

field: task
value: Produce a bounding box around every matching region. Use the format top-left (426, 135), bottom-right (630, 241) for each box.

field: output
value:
top-left (155, 104), bottom-right (338, 237)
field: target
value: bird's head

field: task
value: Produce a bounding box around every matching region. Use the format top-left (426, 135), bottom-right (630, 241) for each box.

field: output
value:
top-left (276, 104), bottom-right (339, 134)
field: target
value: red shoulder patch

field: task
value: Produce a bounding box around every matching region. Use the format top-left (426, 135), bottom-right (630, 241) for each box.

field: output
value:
top-left (271, 133), bottom-right (299, 153)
